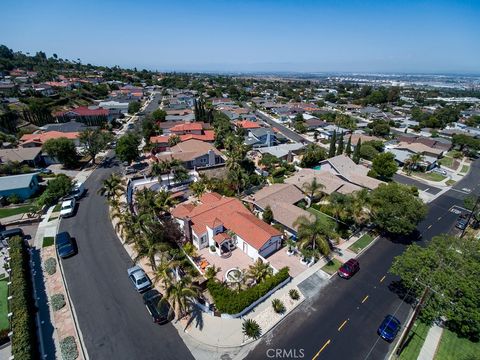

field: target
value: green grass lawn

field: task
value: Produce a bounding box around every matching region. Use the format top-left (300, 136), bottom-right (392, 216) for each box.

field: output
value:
top-left (460, 164), bottom-right (469, 174)
top-left (438, 157), bottom-right (454, 168)
top-left (49, 215), bottom-right (59, 222)
top-left (42, 236), bottom-right (55, 248)
top-left (321, 258), bottom-right (343, 275)
top-left (398, 321), bottom-right (430, 360)
top-left (307, 207), bottom-right (337, 230)
top-left (348, 233), bottom-right (375, 254)
top-left (0, 205), bottom-right (36, 219)
top-left (446, 150), bottom-right (462, 158)
top-left (435, 328), bottom-right (480, 360)
top-left (414, 171), bottom-right (447, 182)
top-left (446, 179), bottom-right (456, 186)
top-left (0, 278), bottom-right (9, 330)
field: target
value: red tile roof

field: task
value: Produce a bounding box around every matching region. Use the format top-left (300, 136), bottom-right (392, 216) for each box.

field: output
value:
top-left (170, 123), bottom-right (203, 132)
top-left (172, 193), bottom-right (280, 250)
top-left (55, 106), bottom-right (109, 117)
top-left (234, 120), bottom-right (261, 129)
top-left (20, 131), bottom-right (79, 144)
top-left (150, 130), bottom-right (215, 144)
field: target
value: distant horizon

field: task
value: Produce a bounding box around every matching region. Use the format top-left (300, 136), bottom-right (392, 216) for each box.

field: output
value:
top-left (2, 0), bottom-right (479, 75)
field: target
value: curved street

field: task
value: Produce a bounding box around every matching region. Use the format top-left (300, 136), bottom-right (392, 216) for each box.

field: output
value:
top-left (59, 160), bottom-right (193, 357)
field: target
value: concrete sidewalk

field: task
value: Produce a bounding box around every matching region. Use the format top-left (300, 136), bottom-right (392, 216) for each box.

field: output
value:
top-left (417, 324), bottom-right (443, 360)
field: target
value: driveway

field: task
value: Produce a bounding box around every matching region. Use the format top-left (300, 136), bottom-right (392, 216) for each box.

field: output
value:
top-left (393, 173), bottom-right (442, 195)
top-left (58, 163), bottom-right (193, 358)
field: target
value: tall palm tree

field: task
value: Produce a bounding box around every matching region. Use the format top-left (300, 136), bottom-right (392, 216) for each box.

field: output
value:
top-left (98, 173), bottom-right (125, 200)
top-left (172, 165), bottom-right (190, 185)
top-left (133, 220), bottom-right (171, 270)
top-left (246, 259), bottom-right (273, 284)
top-left (189, 180), bottom-right (206, 198)
top-left (154, 189), bottom-right (177, 217)
top-left (302, 177), bottom-right (325, 205)
top-left (204, 264), bottom-right (222, 280)
top-left (162, 275), bottom-right (200, 321)
top-left (351, 190), bottom-right (371, 226)
top-left (293, 215), bottom-right (333, 257)
top-left (408, 153), bottom-right (424, 173)
top-left (154, 255), bottom-right (183, 289)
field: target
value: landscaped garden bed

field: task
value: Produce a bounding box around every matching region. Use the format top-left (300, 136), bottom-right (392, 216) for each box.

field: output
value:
top-left (348, 233), bottom-right (375, 254)
top-left (321, 258), bottom-right (343, 275)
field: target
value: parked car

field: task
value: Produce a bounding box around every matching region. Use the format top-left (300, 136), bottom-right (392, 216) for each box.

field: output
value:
top-left (455, 218), bottom-right (468, 230)
top-left (432, 168), bottom-right (447, 176)
top-left (0, 228), bottom-right (24, 243)
top-left (125, 166), bottom-right (136, 175)
top-left (70, 182), bottom-right (86, 200)
top-left (56, 231), bottom-right (75, 258)
top-left (127, 265), bottom-right (152, 293)
top-left (377, 315), bottom-right (401, 342)
top-left (143, 289), bottom-right (171, 324)
top-left (60, 198), bottom-right (76, 218)
top-left (337, 258), bottom-right (360, 279)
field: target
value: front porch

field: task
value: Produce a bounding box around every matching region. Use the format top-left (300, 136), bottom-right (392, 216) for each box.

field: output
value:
top-left (197, 246), bottom-right (254, 281)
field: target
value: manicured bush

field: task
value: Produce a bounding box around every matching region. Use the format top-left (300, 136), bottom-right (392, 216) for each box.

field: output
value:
top-left (50, 293), bottom-right (66, 311)
top-left (0, 328), bottom-right (10, 345)
top-left (272, 298), bottom-right (286, 314)
top-left (9, 236), bottom-right (38, 360)
top-left (289, 289), bottom-right (300, 300)
top-left (44, 257), bottom-right (57, 275)
top-left (60, 336), bottom-right (79, 360)
top-left (207, 267), bottom-right (290, 314)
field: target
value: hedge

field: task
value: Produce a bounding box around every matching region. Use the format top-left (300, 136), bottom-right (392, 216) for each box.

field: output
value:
top-left (207, 267), bottom-right (290, 314)
top-left (9, 236), bottom-right (38, 360)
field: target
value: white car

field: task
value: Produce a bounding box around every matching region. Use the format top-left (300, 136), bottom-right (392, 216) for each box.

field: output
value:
top-left (70, 182), bottom-right (86, 199)
top-left (60, 198), bottom-right (76, 218)
top-left (127, 265), bottom-right (152, 293)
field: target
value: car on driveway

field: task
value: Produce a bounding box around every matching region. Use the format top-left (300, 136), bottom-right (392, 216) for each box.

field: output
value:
top-left (455, 218), bottom-right (468, 230)
top-left (378, 315), bottom-right (401, 342)
top-left (125, 166), bottom-right (136, 175)
top-left (60, 198), bottom-right (76, 218)
top-left (337, 258), bottom-right (360, 279)
top-left (56, 231), bottom-right (76, 258)
top-left (0, 228), bottom-right (25, 245)
top-left (143, 289), bottom-right (171, 324)
top-left (127, 265), bottom-right (152, 293)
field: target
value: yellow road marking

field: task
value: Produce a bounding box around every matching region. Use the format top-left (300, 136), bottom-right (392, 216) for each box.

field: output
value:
top-left (380, 275), bottom-right (386, 283)
top-left (312, 340), bottom-right (331, 360)
top-left (427, 225), bottom-right (432, 229)
top-left (338, 319), bottom-right (348, 331)
top-left (362, 295), bottom-right (369, 303)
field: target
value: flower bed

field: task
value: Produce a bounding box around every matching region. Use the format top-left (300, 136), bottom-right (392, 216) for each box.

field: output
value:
top-left (207, 267), bottom-right (290, 314)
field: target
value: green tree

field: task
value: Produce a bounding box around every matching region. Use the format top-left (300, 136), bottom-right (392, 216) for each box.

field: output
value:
top-left (370, 183), bottom-right (427, 235)
top-left (128, 101), bottom-right (141, 114)
top-left (37, 174), bottom-right (73, 206)
top-left (345, 136), bottom-right (352, 157)
top-left (262, 205), bottom-right (274, 224)
top-left (242, 319), bottom-right (262, 340)
top-left (189, 180), bottom-right (206, 198)
top-left (336, 132), bottom-right (344, 155)
top-left (302, 177), bottom-right (325, 203)
top-left (162, 275), bottom-right (200, 321)
top-left (390, 234), bottom-right (480, 340)
top-left (352, 138), bottom-right (361, 164)
top-left (98, 173), bottom-right (125, 200)
top-left (116, 133), bottom-right (140, 164)
top-left (292, 215), bottom-right (333, 257)
top-left (79, 129), bottom-right (113, 164)
top-left (42, 137), bottom-right (78, 168)
top-left (300, 144), bottom-right (327, 168)
top-left (142, 116), bottom-right (160, 143)
top-left (246, 259), bottom-right (273, 284)
top-left (168, 134), bottom-right (181, 147)
top-left (328, 130), bottom-right (337, 158)
top-left (151, 109), bottom-right (167, 122)
top-left (371, 152), bottom-right (398, 181)
top-left (359, 144), bottom-right (379, 161)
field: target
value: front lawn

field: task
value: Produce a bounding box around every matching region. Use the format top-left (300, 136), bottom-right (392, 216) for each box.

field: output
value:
top-left (348, 233), bottom-right (375, 254)
top-left (0, 205), bottom-right (36, 219)
top-left (307, 207), bottom-right (337, 231)
top-left (398, 321), bottom-right (430, 360)
top-left (0, 278), bottom-right (9, 330)
top-left (435, 328), bottom-right (480, 360)
top-left (42, 237), bottom-right (55, 248)
top-left (438, 157), bottom-right (454, 168)
top-left (414, 171), bottom-right (446, 182)
top-left (446, 179), bottom-right (456, 186)
top-left (460, 164), bottom-right (469, 174)
top-left (321, 258), bottom-right (343, 275)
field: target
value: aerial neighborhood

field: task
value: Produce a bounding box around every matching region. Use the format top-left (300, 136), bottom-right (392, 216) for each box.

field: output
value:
top-left (0, 41), bottom-right (479, 360)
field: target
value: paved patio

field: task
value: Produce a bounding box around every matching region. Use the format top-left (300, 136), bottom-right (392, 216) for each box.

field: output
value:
top-left (266, 247), bottom-right (308, 277)
top-left (197, 247), bottom-right (254, 281)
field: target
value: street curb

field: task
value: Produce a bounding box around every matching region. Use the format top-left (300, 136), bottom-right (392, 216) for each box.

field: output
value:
top-left (354, 234), bottom-right (381, 257)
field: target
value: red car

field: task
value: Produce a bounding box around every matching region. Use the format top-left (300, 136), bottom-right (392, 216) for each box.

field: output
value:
top-left (337, 259), bottom-right (360, 279)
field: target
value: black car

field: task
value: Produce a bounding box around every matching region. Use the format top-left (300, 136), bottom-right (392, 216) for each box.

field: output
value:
top-left (0, 228), bottom-right (25, 242)
top-left (56, 232), bottom-right (76, 258)
top-left (455, 219), bottom-right (468, 230)
top-left (143, 289), bottom-right (171, 324)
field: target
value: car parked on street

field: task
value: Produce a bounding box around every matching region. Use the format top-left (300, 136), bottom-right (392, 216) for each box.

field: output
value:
top-left (378, 315), bottom-right (401, 342)
top-left (70, 182), bottom-right (86, 200)
top-left (60, 198), bottom-right (76, 218)
top-left (127, 265), bottom-right (152, 293)
top-left (0, 228), bottom-right (25, 245)
top-left (337, 258), bottom-right (360, 279)
top-left (56, 231), bottom-right (76, 258)
top-left (455, 218), bottom-right (468, 230)
top-left (143, 289), bottom-right (171, 324)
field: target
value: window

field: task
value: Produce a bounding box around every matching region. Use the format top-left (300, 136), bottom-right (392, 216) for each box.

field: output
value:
top-left (201, 235), bottom-right (207, 244)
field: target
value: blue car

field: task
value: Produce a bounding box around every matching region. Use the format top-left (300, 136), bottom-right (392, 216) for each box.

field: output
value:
top-left (56, 232), bottom-right (76, 258)
top-left (378, 315), bottom-right (401, 342)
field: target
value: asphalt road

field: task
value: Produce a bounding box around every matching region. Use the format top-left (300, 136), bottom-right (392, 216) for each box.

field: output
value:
top-left (247, 160), bottom-right (480, 360)
top-left (255, 110), bottom-right (311, 144)
top-left (393, 173), bottom-right (442, 195)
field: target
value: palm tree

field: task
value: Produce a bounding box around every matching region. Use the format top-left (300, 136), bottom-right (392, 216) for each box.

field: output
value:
top-left (154, 189), bottom-right (177, 217)
top-left (328, 193), bottom-right (350, 223)
top-left (154, 255), bottom-right (183, 289)
top-left (168, 134), bottom-right (181, 147)
top-left (407, 153), bottom-right (424, 173)
top-left (246, 259), bottom-right (273, 284)
top-left (242, 319), bottom-right (262, 340)
top-left (133, 220), bottom-right (171, 270)
top-left (293, 215), bottom-right (333, 257)
top-left (189, 181), bottom-right (206, 198)
top-left (302, 177), bottom-right (325, 205)
top-left (162, 275), bottom-right (200, 321)
top-left (350, 190), bottom-right (371, 226)
top-left (98, 173), bottom-right (125, 200)
top-left (204, 265), bottom-right (222, 280)
top-left (172, 165), bottom-right (190, 185)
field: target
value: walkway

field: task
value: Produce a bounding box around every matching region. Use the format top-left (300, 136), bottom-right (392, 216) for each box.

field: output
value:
top-left (417, 324), bottom-right (444, 360)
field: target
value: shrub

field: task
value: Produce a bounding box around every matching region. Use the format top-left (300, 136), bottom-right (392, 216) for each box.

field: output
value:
top-left (7, 194), bottom-right (22, 204)
top-left (271, 298), bottom-right (286, 314)
top-left (9, 236), bottom-right (38, 360)
top-left (207, 267), bottom-right (290, 314)
top-left (50, 294), bottom-right (66, 311)
top-left (60, 336), bottom-right (79, 360)
top-left (289, 289), bottom-right (300, 300)
top-left (242, 319), bottom-right (262, 340)
top-left (44, 257), bottom-right (57, 275)
top-left (0, 328), bottom-right (10, 345)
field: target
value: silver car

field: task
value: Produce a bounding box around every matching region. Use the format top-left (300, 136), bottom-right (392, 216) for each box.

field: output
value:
top-left (127, 265), bottom-right (152, 293)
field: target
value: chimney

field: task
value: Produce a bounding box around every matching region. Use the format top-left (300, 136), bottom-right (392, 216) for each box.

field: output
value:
top-left (287, 150), bottom-right (293, 163)
top-left (208, 149), bottom-right (215, 166)
top-left (184, 216), bottom-right (192, 243)
top-left (266, 131), bottom-right (272, 146)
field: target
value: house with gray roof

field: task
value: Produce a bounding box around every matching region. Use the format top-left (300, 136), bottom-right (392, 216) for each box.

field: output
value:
top-left (257, 142), bottom-right (305, 160)
top-left (0, 173), bottom-right (39, 200)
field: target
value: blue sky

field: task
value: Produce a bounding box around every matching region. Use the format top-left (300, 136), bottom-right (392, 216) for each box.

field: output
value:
top-left (1, 0), bottom-right (479, 73)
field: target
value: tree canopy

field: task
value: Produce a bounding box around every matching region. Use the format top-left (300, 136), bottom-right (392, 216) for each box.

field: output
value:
top-left (42, 137), bottom-right (78, 168)
top-left (79, 129), bottom-right (113, 164)
top-left (371, 152), bottom-right (398, 181)
top-left (116, 133), bottom-right (141, 164)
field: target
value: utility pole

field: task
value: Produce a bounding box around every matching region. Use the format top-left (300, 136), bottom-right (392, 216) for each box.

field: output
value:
top-left (460, 194), bottom-right (480, 238)
top-left (396, 286), bottom-right (430, 355)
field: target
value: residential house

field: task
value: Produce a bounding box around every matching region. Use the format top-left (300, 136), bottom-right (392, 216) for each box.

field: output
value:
top-left (54, 106), bottom-right (111, 122)
top-left (305, 118), bottom-right (328, 131)
top-left (0, 173), bottom-right (40, 200)
top-left (98, 100), bottom-right (129, 116)
top-left (155, 139), bottom-right (225, 169)
top-left (172, 192), bottom-right (282, 260)
top-left (0, 147), bottom-right (43, 167)
top-left (211, 98), bottom-right (235, 106)
top-left (20, 131), bottom-right (80, 148)
top-left (285, 169), bottom-right (363, 195)
top-left (345, 133), bottom-right (383, 148)
top-left (150, 123), bottom-right (215, 151)
top-left (234, 120), bottom-right (262, 131)
top-left (257, 142), bottom-right (305, 161)
top-left (244, 128), bottom-right (279, 148)
top-left (41, 120), bottom-right (98, 133)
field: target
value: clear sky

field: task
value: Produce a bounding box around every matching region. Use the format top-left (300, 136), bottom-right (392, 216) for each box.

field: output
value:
top-left (1, 0), bottom-right (479, 73)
